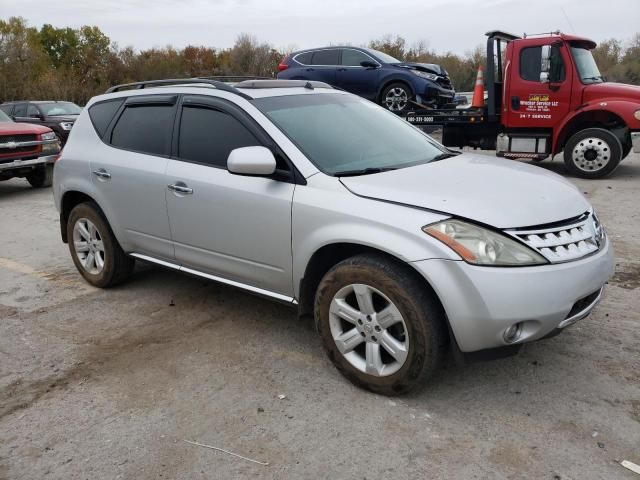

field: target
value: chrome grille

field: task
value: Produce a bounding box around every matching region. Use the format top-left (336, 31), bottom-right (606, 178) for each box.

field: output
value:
top-left (505, 212), bottom-right (604, 263)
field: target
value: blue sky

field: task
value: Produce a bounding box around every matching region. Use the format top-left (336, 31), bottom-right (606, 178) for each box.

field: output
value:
top-left (4, 0), bottom-right (639, 53)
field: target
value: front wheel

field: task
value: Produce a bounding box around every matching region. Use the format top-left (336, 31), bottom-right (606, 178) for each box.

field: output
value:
top-left (26, 164), bottom-right (53, 188)
top-left (563, 128), bottom-right (622, 179)
top-left (314, 254), bottom-right (446, 395)
top-left (380, 83), bottom-right (413, 113)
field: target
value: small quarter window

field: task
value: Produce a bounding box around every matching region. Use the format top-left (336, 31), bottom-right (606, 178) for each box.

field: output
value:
top-left (89, 99), bottom-right (124, 139)
top-left (295, 52), bottom-right (313, 65)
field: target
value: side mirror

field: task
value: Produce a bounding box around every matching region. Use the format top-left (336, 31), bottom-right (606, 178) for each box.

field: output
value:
top-left (227, 146), bottom-right (276, 176)
top-left (540, 45), bottom-right (551, 83)
top-left (360, 60), bottom-right (379, 69)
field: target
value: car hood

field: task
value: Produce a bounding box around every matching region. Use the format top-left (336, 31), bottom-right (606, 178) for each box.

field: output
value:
top-left (394, 62), bottom-right (448, 77)
top-left (339, 154), bottom-right (590, 229)
top-left (0, 121), bottom-right (51, 135)
top-left (582, 82), bottom-right (640, 103)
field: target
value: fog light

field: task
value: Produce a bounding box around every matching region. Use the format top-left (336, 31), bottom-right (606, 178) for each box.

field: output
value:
top-left (503, 323), bottom-right (523, 343)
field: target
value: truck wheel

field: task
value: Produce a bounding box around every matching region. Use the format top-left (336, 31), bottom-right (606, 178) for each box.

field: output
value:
top-left (67, 202), bottom-right (134, 288)
top-left (380, 83), bottom-right (412, 113)
top-left (314, 254), bottom-right (446, 395)
top-left (563, 128), bottom-right (622, 179)
top-left (26, 164), bottom-right (54, 188)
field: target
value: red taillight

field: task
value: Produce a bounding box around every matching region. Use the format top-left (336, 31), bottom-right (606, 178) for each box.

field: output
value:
top-left (278, 56), bottom-right (290, 72)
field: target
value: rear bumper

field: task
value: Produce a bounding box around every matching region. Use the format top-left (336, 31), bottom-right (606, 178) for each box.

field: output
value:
top-left (412, 235), bottom-right (615, 352)
top-left (0, 154), bottom-right (57, 172)
top-left (632, 131), bottom-right (640, 153)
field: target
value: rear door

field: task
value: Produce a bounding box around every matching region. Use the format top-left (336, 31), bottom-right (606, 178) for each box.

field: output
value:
top-left (504, 42), bottom-right (573, 129)
top-left (335, 48), bottom-right (380, 100)
top-left (305, 49), bottom-right (340, 86)
top-left (90, 95), bottom-right (176, 261)
top-left (165, 95), bottom-right (295, 296)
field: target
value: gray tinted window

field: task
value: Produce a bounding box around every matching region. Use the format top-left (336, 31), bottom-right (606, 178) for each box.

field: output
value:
top-left (295, 52), bottom-right (313, 65)
top-left (178, 107), bottom-right (260, 167)
top-left (0, 105), bottom-right (13, 115)
top-left (89, 99), bottom-right (124, 138)
top-left (341, 49), bottom-right (372, 66)
top-left (13, 103), bottom-right (27, 117)
top-left (27, 104), bottom-right (40, 117)
top-left (311, 49), bottom-right (339, 65)
top-left (111, 105), bottom-right (174, 156)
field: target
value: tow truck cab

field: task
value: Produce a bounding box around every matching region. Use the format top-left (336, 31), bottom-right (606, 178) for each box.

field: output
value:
top-left (419, 31), bottom-right (640, 178)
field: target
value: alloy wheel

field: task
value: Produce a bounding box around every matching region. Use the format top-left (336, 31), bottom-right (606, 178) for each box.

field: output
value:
top-left (329, 283), bottom-right (409, 377)
top-left (73, 218), bottom-right (105, 275)
top-left (384, 87), bottom-right (409, 111)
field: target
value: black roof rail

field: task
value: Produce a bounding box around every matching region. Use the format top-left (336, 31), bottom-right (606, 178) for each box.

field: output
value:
top-left (197, 75), bottom-right (272, 82)
top-left (105, 78), bottom-right (253, 99)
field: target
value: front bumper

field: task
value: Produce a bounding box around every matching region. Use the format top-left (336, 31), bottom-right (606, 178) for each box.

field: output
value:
top-left (416, 82), bottom-right (455, 107)
top-left (0, 154), bottom-right (57, 172)
top-left (632, 131), bottom-right (640, 153)
top-left (412, 235), bottom-right (615, 352)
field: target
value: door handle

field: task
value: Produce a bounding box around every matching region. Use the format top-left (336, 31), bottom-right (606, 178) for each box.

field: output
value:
top-left (337, 67), bottom-right (347, 71)
top-left (305, 68), bottom-right (315, 72)
top-left (92, 169), bottom-right (111, 180)
top-left (511, 96), bottom-right (520, 110)
top-left (168, 183), bottom-right (193, 195)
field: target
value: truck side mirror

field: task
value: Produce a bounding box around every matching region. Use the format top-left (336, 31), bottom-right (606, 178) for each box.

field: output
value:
top-left (540, 45), bottom-right (551, 83)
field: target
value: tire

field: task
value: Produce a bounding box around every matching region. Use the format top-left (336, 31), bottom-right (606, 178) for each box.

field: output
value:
top-left (67, 202), bottom-right (134, 288)
top-left (380, 82), bottom-right (413, 113)
top-left (314, 254), bottom-right (446, 395)
top-left (26, 164), bottom-right (53, 188)
top-left (563, 128), bottom-right (622, 179)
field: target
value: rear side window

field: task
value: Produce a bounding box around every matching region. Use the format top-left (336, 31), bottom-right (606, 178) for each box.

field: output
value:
top-left (13, 103), bottom-right (27, 117)
top-left (311, 49), bottom-right (339, 65)
top-left (178, 106), bottom-right (261, 167)
top-left (111, 105), bottom-right (174, 156)
top-left (89, 99), bottom-right (124, 138)
top-left (0, 105), bottom-right (12, 115)
top-left (295, 51), bottom-right (313, 65)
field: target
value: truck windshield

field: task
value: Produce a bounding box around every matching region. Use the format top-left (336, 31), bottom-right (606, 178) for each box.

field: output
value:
top-left (254, 93), bottom-right (447, 176)
top-left (571, 46), bottom-right (604, 83)
top-left (38, 102), bottom-right (82, 116)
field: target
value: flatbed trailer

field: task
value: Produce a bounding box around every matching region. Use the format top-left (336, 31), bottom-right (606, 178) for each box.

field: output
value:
top-left (401, 31), bottom-right (640, 178)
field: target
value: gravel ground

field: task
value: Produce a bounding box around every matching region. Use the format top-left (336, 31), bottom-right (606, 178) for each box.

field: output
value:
top-left (1, 153), bottom-right (639, 480)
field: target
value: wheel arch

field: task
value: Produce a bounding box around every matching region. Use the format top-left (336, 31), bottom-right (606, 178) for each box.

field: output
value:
top-left (59, 190), bottom-right (103, 243)
top-left (297, 242), bottom-right (447, 323)
top-left (376, 77), bottom-right (416, 104)
top-left (554, 108), bottom-right (629, 155)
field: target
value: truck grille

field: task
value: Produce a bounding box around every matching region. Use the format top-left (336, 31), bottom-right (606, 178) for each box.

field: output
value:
top-left (504, 211), bottom-right (604, 263)
top-left (0, 134), bottom-right (39, 156)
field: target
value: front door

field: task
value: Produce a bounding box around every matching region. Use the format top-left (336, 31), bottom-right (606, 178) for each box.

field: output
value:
top-left (336, 48), bottom-right (380, 100)
top-left (165, 96), bottom-right (295, 296)
top-left (504, 42), bottom-right (573, 129)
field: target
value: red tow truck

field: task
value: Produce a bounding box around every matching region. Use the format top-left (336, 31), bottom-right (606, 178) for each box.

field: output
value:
top-left (405, 31), bottom-right (640, 178)
top-left (0, 108), bottom-right (60, 188)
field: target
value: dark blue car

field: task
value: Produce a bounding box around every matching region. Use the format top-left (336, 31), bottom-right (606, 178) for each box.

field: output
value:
top-left (277, 46), bottom-right (455, 112)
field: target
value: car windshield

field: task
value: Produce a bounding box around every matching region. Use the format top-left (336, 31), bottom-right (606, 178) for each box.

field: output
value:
top-left (0, 110), bottom-right (12, 122)
top-left (571, 46), bottom-right (604, 83)
top-left (38, 102), bottom-right (82, 116)
top-left (254, 93), bottom-right (447, 175)
top-left (366, 48), bottom-right (401, 64)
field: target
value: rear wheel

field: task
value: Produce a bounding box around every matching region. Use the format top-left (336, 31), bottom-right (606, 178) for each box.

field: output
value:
top-left (314, 254), bottom-right (446, 395)
top-left (563, 128), bottom-right (622, 179)
top-left (67, 202), bottom-right (134, 288)
top-left (380, 82), bottom-right (413, 113)
top-left (26, 164), bottom-right (53, 188)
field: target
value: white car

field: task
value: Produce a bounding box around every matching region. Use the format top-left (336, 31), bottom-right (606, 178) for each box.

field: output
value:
top-left (53, 79), bottom-right (615, 395)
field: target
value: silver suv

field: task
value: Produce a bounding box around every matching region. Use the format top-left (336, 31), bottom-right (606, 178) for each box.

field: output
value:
top-left (53, 79), bottom-right (614, 395)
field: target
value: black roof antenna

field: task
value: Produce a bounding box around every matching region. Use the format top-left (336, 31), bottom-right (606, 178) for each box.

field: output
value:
top-left (304, 81), bottom-right (314, 90)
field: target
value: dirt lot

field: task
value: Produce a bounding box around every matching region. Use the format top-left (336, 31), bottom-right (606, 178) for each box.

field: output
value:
top-left (1, 153), bottom-right (639, 480)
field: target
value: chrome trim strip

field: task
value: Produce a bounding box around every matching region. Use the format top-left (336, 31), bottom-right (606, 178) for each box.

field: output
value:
top-left (558, 286), bottom-right (604, 329)
top-left (130, 253), bottom-right (298, 304)
top-left (0, 154), bottom-right (57, 171)
top-left (0, 139), bottom-right (57, 149)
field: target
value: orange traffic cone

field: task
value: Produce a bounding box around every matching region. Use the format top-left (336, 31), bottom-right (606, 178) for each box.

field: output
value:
top-left (471, 65), bottom-right (485, 108)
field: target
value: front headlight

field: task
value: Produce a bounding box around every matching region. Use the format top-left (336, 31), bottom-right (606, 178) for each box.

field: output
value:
top-left (634, 109), bottom-right (640, 121)
top-left (411, 70), bottom-right (439, 82)
top-left (41, 131), bottom-right (57, 141)
top-left (423, 219), bottom-right (547, 266)
top-left (59, 122), bottom-right (74, 131)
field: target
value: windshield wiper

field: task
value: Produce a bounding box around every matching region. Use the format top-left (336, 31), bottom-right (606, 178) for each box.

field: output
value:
top-left (431, 151), bottom-right (460, 162)
top-left (334, 167), bottom-right (397, 177)
top-left (581, 76), bottom-right (603, 82)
